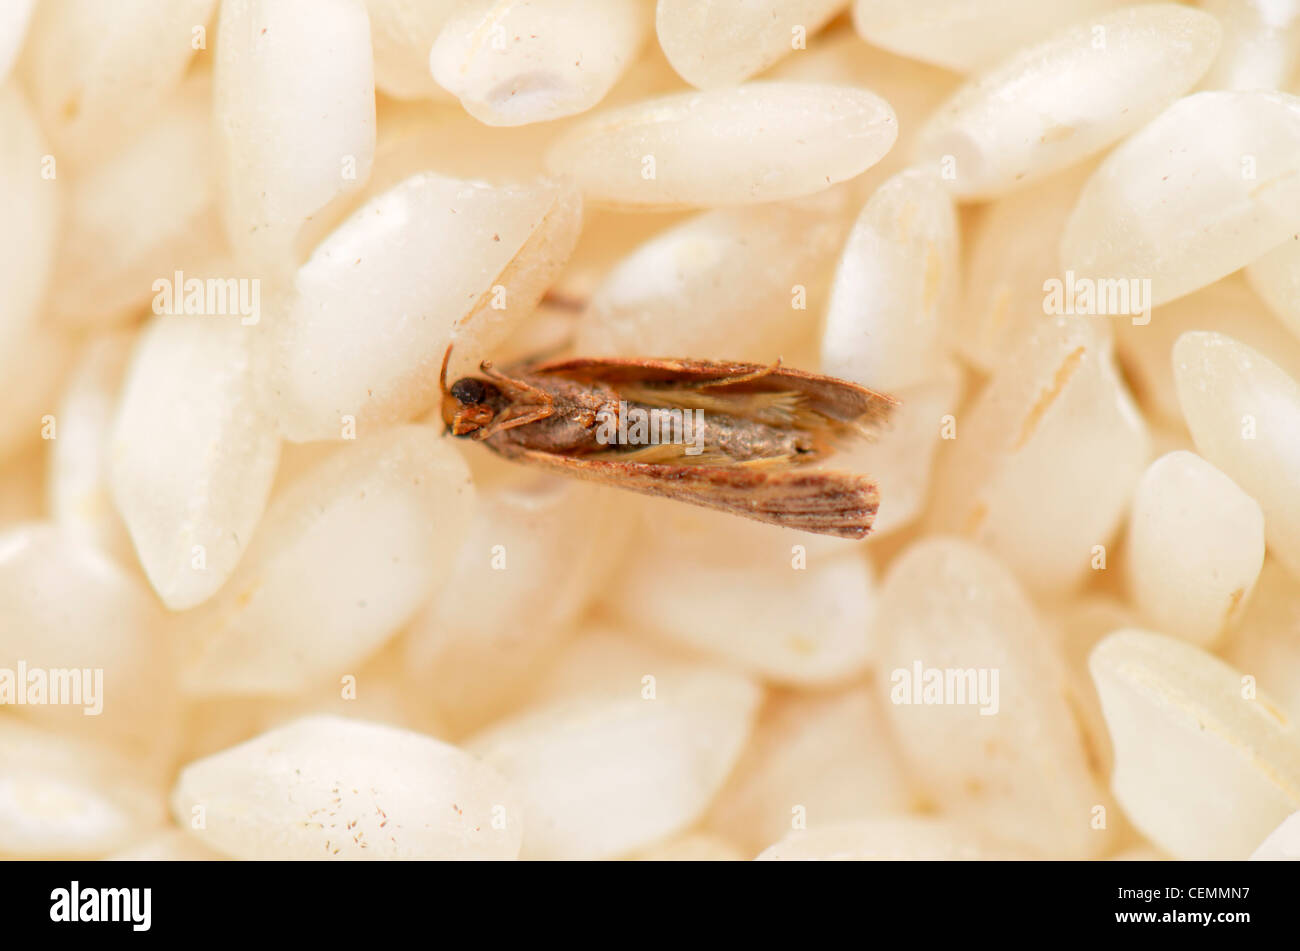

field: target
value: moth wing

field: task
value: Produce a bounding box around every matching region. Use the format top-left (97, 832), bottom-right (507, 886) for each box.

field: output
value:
top-left (500, 446), bottom-right (879, 539)
top-left (522, 356), bottom-right (762, 381)
top-left (522, 356), bottom-right (896, 427)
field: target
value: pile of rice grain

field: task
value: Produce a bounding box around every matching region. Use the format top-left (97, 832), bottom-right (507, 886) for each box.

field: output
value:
top-left (2, 0), bottom-right (1300, 862)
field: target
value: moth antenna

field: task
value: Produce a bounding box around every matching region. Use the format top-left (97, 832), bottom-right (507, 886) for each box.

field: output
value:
top-left (439, 344), bottom-right (454, 399)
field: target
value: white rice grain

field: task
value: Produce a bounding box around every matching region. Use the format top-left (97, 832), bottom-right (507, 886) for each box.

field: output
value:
top-left (1090, 629), bottom-right (1300, 859)
top-left (544, 82), bottom-right (898, 208)
top-left (109, 317), bottom-right (280, 610)
top-left (656, 0), bottom-right (847, 89)
top-left (178, 426), bottom-right (474, 696)
top-left (1173, 331), bottom-right (1300, 580)
top-left (1061, 90), bottom-right (1300, 306)
top-left (914, 5), bottom-right (1220, 199)
top-left (270, 172), bottom-right (581, 441)
top-left (431, 0), bottom-right (651, 125)
top-left (467, 664), bottom-right (760, 859)
top-left (170, 716), bottom-right (522, 859)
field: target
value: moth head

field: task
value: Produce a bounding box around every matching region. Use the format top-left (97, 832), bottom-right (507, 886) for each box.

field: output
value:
top-left (444, 376), bottom-right (501, 436)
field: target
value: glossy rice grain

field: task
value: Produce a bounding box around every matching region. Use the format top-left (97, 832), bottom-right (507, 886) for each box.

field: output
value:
top-left (820, 168), bottom-right (958, 390)
top-left (1225, 561), bottom-right (1300, 722)
top-left (0, 718), bottom-right (162, 857)
top-left (1197, 0), bottom-right (1300, 92)
top-left (544, 82), bottom-right (898, 208)
top-left (1246, 238), bottom-right (1300, 342)
top-left (1173, 332), bottom-right (1300, 580)
top-left (467, 663), bottom-right (760, 859)
top-left (364, 0), bottom-right (460, 101)
top-left (20, 0), bottom-right (215, 163)
top-left (928, 317), bottom-right (1149, 594)
top-left (1091, 630), bottom-right (1300, 859)
top-left (705, 687), bottom-right (913, 856)
top-left (1115, 276), bottom-right (1300, 429)
top-left (956, 164), bottom-right (1094, 372)
top-left (49, 77), bottom-right (226, 327)
top-left (270, 172), bottom-right (581, 441)
top-left (914, 5), bottom-right (1220, 199)
top-left (431, 0), bottom-right (651, 125)
top-left (178, 426), bottom-right (474, 695)
top-left (1251, 811), bottom-right (1300, 860)
top-left (47, 333), bottom-right (134, 560)
top-left (404, 474), bottom-right (629, 737)
top-left (852, 0), bottom-right (1126, 73)
top-left (601, 502), bottom-right (878, 685)
top-left (580, 190), bottom-right (851, 361)
top-left (0, 524), bottom-right (176, 766)
top-left (656, 0), bottom-right (847, 88)
top-left (1125, 451), bottom-right (1265, 647)
top-left (1061, 91), bottom-right (1300, 306)
top-left (170, 716), bottom-right (522, 859)
top-left (109, 317), bottom-right (280, 610)
top-left (215, 0), bottom-right (375, 265)
top-left (875, 538), bottom-right (1112, 858)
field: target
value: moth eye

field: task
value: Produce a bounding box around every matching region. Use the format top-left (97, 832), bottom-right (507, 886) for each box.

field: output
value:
top-left (450, 378), bottom-right (487, 405)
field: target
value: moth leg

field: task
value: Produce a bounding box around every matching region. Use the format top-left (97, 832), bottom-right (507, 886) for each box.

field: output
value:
top-left (479, 360), bottom-right (553, 404)
top-left (475, 403), bottom-right (554, 439)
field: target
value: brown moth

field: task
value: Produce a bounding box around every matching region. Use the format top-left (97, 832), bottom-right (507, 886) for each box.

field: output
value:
top-left (439, 348), bottom-right (897, 538)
